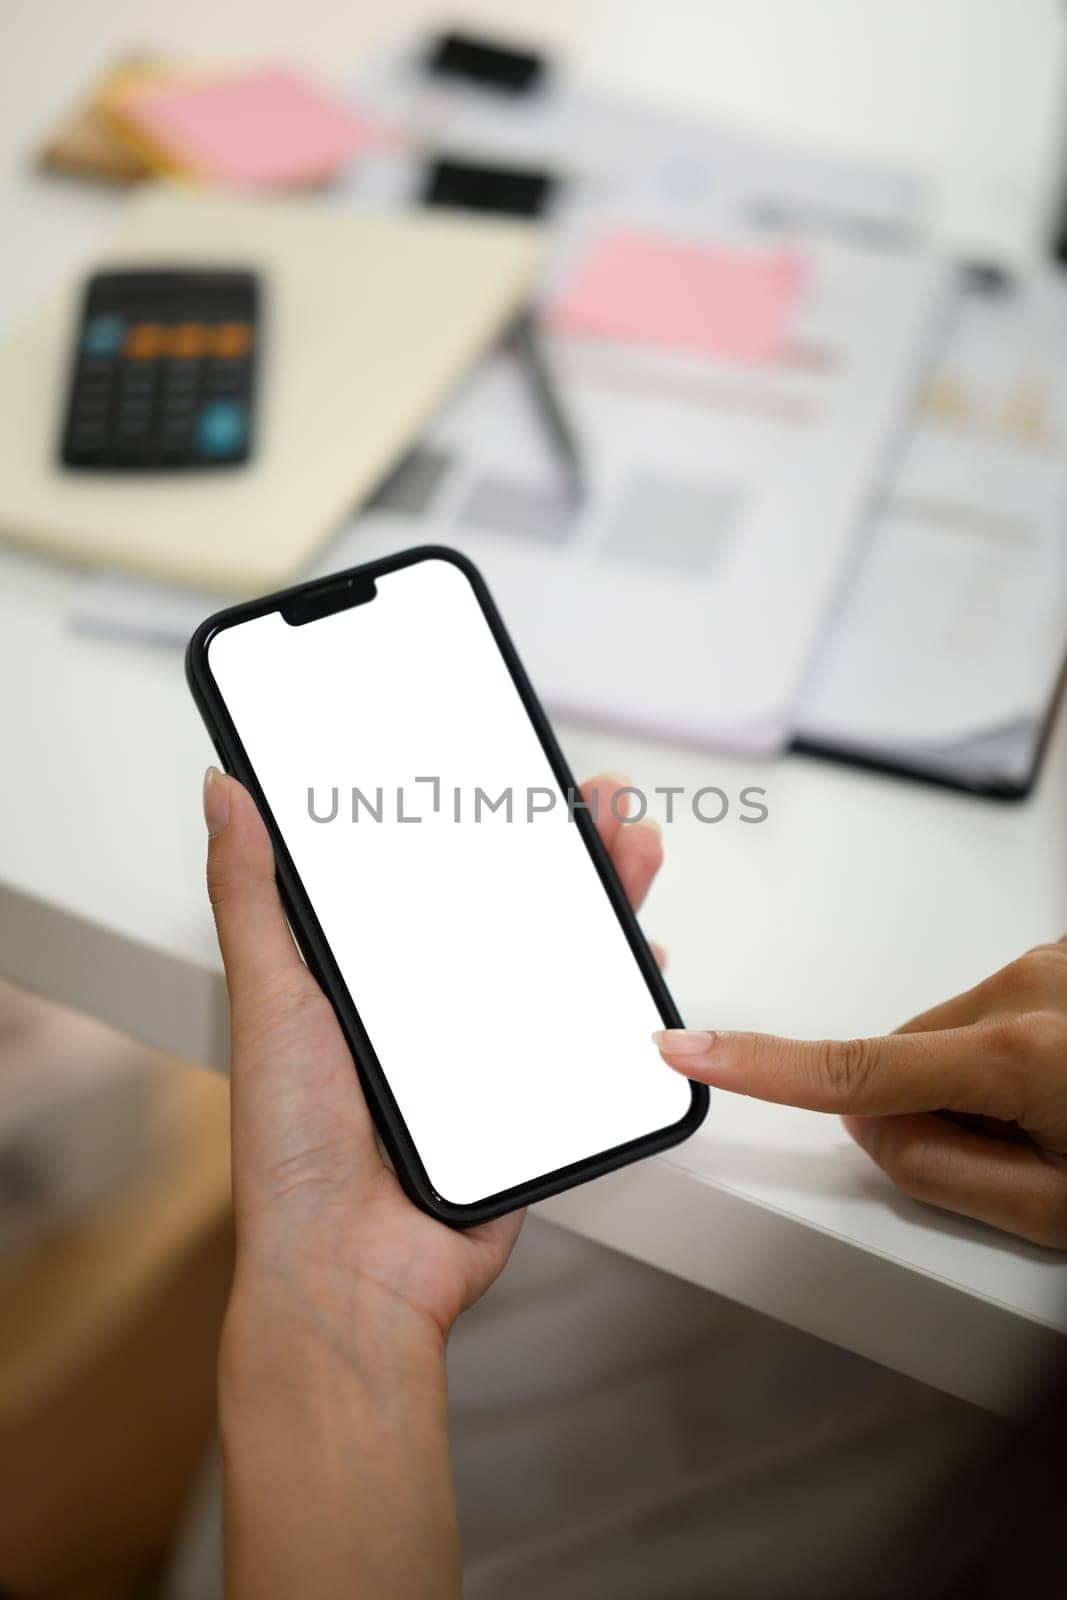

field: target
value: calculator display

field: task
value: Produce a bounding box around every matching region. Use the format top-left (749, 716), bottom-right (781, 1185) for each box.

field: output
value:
top-left (61, 269), bottom-right (259, 471)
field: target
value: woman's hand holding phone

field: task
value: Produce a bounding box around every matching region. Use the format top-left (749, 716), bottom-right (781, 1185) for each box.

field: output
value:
top-left (204, 766), bottom-right (665, 1599)
top-left (202, 736), bottom-right (1066, 1600)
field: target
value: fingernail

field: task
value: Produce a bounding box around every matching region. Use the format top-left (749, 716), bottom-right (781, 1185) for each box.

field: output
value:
top-left (632, 816), bottom-right (662, 838)
top-left (653, 1028), bottom-right (716, 1056)
top-left (203, 766), bottom-right (230, 837)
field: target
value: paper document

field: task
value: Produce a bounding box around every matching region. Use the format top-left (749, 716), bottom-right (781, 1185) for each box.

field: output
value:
top-left (347, 41), bottom-right (926, 248)
top-left (795, 269), bottom-right (1067, 791)
top-left (335, 53), bottom-right (940, 751)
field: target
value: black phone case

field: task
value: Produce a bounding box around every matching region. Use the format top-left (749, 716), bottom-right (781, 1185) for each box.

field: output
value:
top-left (186, 545), bottom-right (708, 1227)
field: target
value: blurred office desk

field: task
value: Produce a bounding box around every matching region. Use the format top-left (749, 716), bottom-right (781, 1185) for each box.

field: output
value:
top-left (2, 0), bottom-right (1067, 1419)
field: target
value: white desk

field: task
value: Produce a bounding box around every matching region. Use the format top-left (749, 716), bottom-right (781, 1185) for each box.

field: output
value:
top-left (3, 0), bottom-right (1067, 1417)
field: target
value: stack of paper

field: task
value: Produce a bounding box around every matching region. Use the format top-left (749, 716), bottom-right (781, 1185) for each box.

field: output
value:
top-left (71, 34), bottom-right (1067, 793)
top-left (66, 38), bottom-right (946, 759)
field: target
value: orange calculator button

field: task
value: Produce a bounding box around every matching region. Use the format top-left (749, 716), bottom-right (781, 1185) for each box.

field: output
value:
top-left (124, 323), bottom-right (165, 359)
top-left (211, 321), bottom-right (253, 358)
top-left (170, 322), bottom-right (210, 358)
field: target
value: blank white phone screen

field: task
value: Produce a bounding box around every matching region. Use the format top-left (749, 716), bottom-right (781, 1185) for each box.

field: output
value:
top-left (207, 557), bottom-right (693, 1205)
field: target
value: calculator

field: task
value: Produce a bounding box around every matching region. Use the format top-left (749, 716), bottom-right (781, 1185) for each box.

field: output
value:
top-left (61, 269), bottom-right (260, 470)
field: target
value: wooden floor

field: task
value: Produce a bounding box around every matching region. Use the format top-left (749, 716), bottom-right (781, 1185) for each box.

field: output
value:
top-left (0, 985), bottom-right (232, 1598)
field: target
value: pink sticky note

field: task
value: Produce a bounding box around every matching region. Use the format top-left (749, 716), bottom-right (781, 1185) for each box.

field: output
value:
top-left (118, 67), bottom-right (395, 188)
top-left (549, 231), bottom-right (806, 362)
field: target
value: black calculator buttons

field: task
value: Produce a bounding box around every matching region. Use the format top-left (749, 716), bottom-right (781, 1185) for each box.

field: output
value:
top-left (207, 358), bottom-right (245, 396)
top-left (62, 271), bottom-right (258, 471)
top-left (68, 423), bottom-right (107, 461)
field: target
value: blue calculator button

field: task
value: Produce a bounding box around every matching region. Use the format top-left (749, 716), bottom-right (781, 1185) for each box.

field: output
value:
top-left (196, 398), bottom-right (248, 459)
top-left (82, 314), bottom-right (127, 357)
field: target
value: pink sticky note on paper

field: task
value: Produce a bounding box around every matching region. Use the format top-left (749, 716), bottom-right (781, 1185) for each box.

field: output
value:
top-left (119, 67), bottom-right (394, 187)
top-left (549, 231), bottom-right (806, 362)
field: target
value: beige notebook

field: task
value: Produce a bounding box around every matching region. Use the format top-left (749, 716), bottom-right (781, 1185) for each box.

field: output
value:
top-left (0, 189), bottom-right (540, 593)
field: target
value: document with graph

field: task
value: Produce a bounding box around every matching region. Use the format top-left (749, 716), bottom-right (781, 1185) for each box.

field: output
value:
top-left (795, 268), bottom-right (1067, 795)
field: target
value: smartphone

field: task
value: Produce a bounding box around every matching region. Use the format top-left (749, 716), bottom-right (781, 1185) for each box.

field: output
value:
top-left (186, 547), bottom-right (706, 1225)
